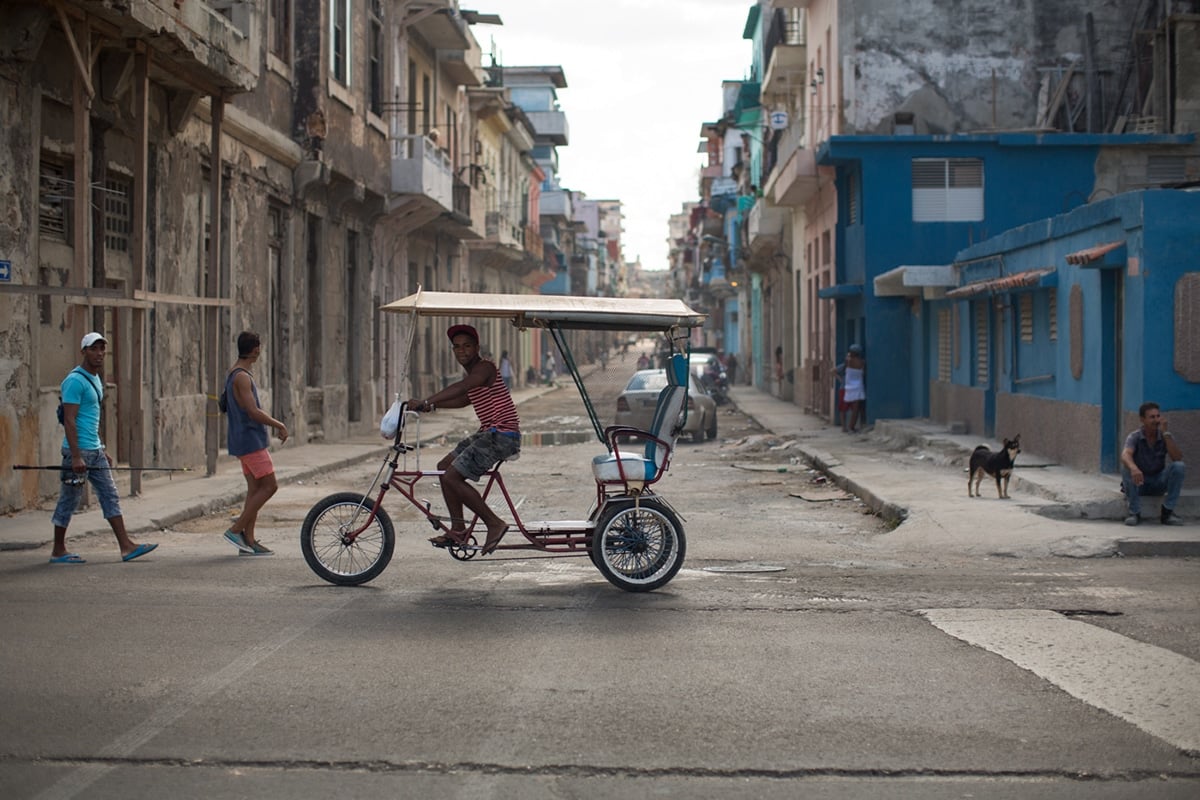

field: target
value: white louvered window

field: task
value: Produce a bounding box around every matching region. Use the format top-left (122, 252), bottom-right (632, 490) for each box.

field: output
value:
top-left (912, 158), bottom-right (983, 222)
top-left (974, 300), bottom-right (989, 386)
top-left (1048, 288), bottom-right (1058, 341)
top-left (938, 308), bottom-right (951, 381)
top-left (1019, 294), bottom-right (1033, 343)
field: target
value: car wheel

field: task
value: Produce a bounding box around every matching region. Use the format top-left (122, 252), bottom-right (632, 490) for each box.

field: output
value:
top-left (706, 412), bottom-right (718, 441)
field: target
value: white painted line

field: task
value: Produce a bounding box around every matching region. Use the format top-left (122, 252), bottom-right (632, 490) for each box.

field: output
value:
top-left (922, 608), bottom-right (1200, 755)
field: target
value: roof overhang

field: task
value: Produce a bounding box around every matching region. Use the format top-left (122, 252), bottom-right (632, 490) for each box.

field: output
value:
top-left (1065, 241), bottom-right (1126, 269)
top-left (874, 265), bottom-right (957, 298)
top-left (945, 268), bottom-right (1058, 300)
top-left (817, 283), bottom-right (864, 299)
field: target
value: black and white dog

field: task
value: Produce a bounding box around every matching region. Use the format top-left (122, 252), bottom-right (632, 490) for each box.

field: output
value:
top-left (968, 435), bottom-right (1021, 499)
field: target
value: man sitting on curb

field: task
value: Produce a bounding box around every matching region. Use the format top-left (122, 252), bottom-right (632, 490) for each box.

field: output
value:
top-left (1121, 401), bottom-right (1186, 526)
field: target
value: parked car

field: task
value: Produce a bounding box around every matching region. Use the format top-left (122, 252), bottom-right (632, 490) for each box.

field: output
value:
top-left (614, 368), bottom-right (717, 443)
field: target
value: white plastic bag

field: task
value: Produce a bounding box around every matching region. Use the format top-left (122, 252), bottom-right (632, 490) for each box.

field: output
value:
top-left (380, 398), bottom-right (402, 438)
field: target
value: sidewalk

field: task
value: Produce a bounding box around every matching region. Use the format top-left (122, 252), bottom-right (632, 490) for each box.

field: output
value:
top-left (0, 383), bottom-right (555, 554)
top-left (4, 381), bottom-right (1196, 558)
top-left (727, 385), bottom-right (1200, 558)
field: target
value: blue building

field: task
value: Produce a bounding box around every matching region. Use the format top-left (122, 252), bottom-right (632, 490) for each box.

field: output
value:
top-left (929, 189), bottom-right (1200, 482)
top-left (816, 132), bottom-right (1195, 427)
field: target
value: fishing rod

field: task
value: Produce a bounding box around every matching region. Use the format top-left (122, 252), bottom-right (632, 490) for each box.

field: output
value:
top-left (13, 464), bottom-right (192, 485)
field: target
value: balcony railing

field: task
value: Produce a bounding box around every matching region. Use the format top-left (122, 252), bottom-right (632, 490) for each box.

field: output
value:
top-left (524, 225), bottom-right (544, 261)
top-left (525, 110), bottom-right (569, 145)
top-left (452, 178), bottom-right (472, 220)
top-left (485, 211), bottom-right (523, 248)
top-left (390, 134), bottom-right (453, 211)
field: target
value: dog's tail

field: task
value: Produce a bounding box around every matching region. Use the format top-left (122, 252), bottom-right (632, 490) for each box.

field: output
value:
top-left (972, 445), bottom-right (989, 453)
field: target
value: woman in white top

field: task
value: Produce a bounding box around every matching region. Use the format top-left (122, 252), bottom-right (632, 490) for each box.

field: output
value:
top-left (836, 344), bottom-right (866, 433)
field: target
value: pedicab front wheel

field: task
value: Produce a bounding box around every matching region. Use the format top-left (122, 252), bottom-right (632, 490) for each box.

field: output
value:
top-left (301, 492), bottom-right (395, 585)
top-left (591, 498), bottom-right (686, 592)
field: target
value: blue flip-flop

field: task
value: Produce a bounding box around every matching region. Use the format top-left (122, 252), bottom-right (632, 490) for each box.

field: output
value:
top-left (122, 543), bottom-right (158, 562)
top-left (49, 553), bottom-right (87, 564)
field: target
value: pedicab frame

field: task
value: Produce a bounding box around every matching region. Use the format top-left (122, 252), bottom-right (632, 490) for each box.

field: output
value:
top-left (299, 290), bottom-right (706, 592)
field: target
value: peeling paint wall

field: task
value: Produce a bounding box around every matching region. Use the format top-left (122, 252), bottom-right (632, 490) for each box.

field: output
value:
top-left (840, 0), bottom-right (1142, 134)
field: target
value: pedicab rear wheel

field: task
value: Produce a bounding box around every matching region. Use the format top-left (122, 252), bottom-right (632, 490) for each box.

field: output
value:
top-left (591, 498), bottom-right (685, 592)
top-left (301, 492), bottom-right (395, 585)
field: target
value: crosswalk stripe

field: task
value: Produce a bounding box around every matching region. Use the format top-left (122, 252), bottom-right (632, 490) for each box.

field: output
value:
top-left (922, 608), bottom-right (1200, 755)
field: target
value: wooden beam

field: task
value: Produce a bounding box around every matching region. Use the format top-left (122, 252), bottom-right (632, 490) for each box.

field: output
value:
top-left (53, 0), bottom-right (94, 99)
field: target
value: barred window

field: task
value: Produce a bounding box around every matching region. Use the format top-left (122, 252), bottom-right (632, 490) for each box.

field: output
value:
top-left (103, 176), bottom-right (131, 253)
top-left (912, 158), bottom-right (983, 222)
top-left (39, 160), bottom-right (70, 241)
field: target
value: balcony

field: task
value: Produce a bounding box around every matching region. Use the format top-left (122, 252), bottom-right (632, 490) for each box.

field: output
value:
top-left (746, 201), bottom-right (789, 257)
top-left (761, 8), bottom-right (806, 100)
top-left (438, 38), bottom-right (484, 87)
top-left (524, 225), bottom-right (544, 262)
top-left (85, 1), bottom-right (261, 92)
top-left (539, 190), bottom-right (571, 220)
top-left (525, 110), bottom-right (569, 145)
top-left (765, 146), bottom-right (820, 207)
top-left (408, 5), bottom-right (471, 50)
top-left (390, 134), bottom-right (453, 209)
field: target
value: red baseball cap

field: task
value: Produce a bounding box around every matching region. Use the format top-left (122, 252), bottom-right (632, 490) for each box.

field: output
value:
top-left (446, 324), bottom-right (479, 343)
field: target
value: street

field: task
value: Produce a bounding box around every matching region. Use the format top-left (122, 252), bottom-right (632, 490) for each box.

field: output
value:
top-left (1, 365), bottom-right (1198, 798)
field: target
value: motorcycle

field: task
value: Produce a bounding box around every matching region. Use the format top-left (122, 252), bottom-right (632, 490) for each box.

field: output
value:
top-left (701, 358), bottom-right (730, 405)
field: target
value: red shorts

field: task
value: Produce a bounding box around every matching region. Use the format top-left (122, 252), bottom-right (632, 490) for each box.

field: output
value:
top-left (239, 448), bottom-right (275, 479)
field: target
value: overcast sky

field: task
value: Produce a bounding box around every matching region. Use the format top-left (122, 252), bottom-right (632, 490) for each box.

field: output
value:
top-left (480, 0), bottom-right (754, 271)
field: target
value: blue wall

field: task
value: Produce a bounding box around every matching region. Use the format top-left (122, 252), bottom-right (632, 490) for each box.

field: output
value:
top-left (817, 133), bottom-right (1191, 421)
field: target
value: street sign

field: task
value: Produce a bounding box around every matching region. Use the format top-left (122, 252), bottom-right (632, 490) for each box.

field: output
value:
top-left (769, 111), bottom-right (789, 130)
top-left (0, 260), bottom-right (10, 282)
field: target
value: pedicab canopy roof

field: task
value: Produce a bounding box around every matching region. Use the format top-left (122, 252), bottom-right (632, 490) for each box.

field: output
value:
top-left (381, 290), bottom-right (706, 332)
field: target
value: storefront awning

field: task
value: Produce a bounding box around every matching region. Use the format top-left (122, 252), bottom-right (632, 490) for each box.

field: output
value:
top-left (1065, 240), bottom-right (1125, 268)
top-left (873, 265), bottom-right (957, 298)
top-left (945, 268), bottom-right (1057, 300)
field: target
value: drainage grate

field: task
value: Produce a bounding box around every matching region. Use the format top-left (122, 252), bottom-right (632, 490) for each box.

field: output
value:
top-left (1054, 609), bottom-right (1124, 618)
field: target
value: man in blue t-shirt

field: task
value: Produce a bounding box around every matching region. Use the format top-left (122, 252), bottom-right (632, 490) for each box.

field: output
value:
top-left (49, 332), bottom-right (157, 564)
top-left (1120, 401), bottom-right (1186, 527)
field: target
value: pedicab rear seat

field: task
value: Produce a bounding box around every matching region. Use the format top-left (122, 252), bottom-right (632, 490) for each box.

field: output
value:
top-left (591, 354), bottom-right (688, 493)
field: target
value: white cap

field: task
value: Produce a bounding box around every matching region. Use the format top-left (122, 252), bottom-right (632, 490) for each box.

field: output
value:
top-left (81, 332), bottom-right (107, 350)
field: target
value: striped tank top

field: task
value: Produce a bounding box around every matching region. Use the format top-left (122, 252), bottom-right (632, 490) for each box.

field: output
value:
top-left (467, 360), bottom-right (520, 433)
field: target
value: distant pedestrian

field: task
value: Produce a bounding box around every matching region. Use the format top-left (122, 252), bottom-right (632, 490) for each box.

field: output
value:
top-left (636, 352), bottom-right (650, 370)
top-left (834, 344), bottom-right (866, 433)
top-left (726, 352), bottom-right (738, 385)
top-left (499, 350), bottom-right (514, 390)
top-left (49, 332), bottom-right (158, 564)
top-left (222, 331), bottom-right (289, 556)
top-left (543, 351), bottom-right (556, 385)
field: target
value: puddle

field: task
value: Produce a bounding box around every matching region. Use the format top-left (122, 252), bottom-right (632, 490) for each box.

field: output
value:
top-left (522, 431), bottom-right (598, 446)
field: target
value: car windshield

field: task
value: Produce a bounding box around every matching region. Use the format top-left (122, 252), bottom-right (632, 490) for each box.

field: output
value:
top-left (626, 371), bottom-right (669, 391)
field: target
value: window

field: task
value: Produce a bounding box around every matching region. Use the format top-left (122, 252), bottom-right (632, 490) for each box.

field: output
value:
top-left (846, 172), bottom-right (859, 225)
top-left (1019, 294), bottom-right (1033, 343)
top-left (974, 300), bottom-right (989, 386)
top-left (912, 158), bottom-right (983, 222)
top-left (1048, 288), bottom-right (1058, 341)
top-left (938, 308), bottom-right (951, 381)
top-left (103, 176), bottom-right (132, 253)
top-left (39, 159), bottom-right (70, 241)
top-left (331, 0), bottom-right (351, 85)
top-left (368, 0), bottom-right (383, 115)
top-left (269, 0), bottom-right (292, 63)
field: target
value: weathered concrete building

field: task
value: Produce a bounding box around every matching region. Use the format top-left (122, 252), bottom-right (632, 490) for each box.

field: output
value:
top-left (0, 0), bottom-right (560, 514)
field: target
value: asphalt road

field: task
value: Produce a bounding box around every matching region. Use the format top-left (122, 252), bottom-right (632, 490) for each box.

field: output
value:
top-left (2, 364), bottom-right (1198, 798)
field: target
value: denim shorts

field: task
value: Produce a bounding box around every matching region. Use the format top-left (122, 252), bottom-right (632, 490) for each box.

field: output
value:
top-left (51, 447), bottom-right (123, 526)
top-left (450, 430), bottom-right (521, 481)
